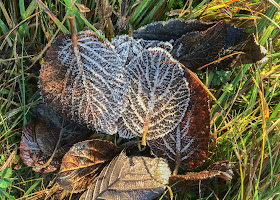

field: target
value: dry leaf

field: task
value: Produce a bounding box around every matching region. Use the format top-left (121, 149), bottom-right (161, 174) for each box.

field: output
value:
top-left (81, 150), bottom-right (171, 200)
top-left (20, 121), bottom-right (61, 173)
top-left (169, 161), bottom-right (233, 190)
top-left (148, 61), bottom-right (210, 170)
top-left (20, 105), bottom-right (93, 173)
top-left (134, 19), bottom-right (266, 71)
top-left (39, 30), bottom-right (129, 134)
top-left (119, 48), bottom-right (190, 144)
top-left (57, 139), bottom-right (119, 193)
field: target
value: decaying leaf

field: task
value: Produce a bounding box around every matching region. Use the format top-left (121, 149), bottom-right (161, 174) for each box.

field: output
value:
top-left (148, 69), bottom-right (210, 170)
top-left (120, 48), bottom-right (190, 145)
top-left (57, 139), bottom-right (119, 193)
top-left (134, 19), bottom-right (266, 71)
top-left (81, 150), bottom-right (171, 200)
top-left (39, 30), bottom-right (129, 134)
top-left (169, 161), bottom-right (233, 190)
top-left (20, 121), bottom-right (61, 173)
top-left (20, 105), bottom-right (93, 173)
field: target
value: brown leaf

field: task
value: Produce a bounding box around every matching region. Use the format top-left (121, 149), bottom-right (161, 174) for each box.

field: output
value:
top-left (57, 139), bottom-right (119, 193)
top-left (20, 105), bottom-right (94, 173)
top-left (39, 30), bottom-right (129, 135)
top-left (148, 69), bottom-right (210, 170)
top-left (81, 150), bottom-right (171, 200)
top-left (134, 19), bottom-right (266, 71)
top-left (20, 121), bottom-right (61, 173)
top-left (169, 161), bottom-right (233, 190)
top-left (119, 48), bottom-right (190, 145)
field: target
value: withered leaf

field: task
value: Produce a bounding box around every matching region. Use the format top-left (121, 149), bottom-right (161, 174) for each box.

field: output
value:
top-left (148, 69), bottom-right (210, 170)
top-left (35, 104), bottom-right (93, 158)
top-left (119, 48), bottom-right (190, 143)
top-left (169, 161), bottom-right (233, 190)
top-left (39, 30), bottom-right (129, 134)
top-left (57, 139), bottom-right (119, 193)
top-left (20, 105), bottom-right (93, 173)
top-left (20, 121), bottom-right (61, 173)
top-left (81, 150), bottom-right (171, 200)
top-left (134, 19), bottom-right (266, 71)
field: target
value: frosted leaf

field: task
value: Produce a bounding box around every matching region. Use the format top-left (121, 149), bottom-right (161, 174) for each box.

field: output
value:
top-left (111, 35), bottom-right (143, 64)
top-left (148, 69), bottom-right (210, 169)
top-left (40, 30), bottom-right (128, 134)
top-left (121, 48), bottom-right (190, 141)
top-left (138, 39), bottom-right (173, 52)
top-left (117, 118), bottom-right (136, 139)
top-left (82, 150), bottom-right (171, 200)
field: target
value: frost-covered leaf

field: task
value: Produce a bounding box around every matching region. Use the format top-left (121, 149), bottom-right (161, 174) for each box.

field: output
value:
top-left (120, 48), bottom-right (190, 143)
top-left (111, 35), bottom-right (143, 64)
top-left (169, 161), bottom-right (233, 190)
top-left (81, 151), bottom-right (171, 200)
top-left (20, 105), bottom-right (93, 173)
top-left (57, 139), bottom-right (119, 193)
top-left (39, 30), bottom-right (128, 134)
top-left (148, 69), bottom-right (210, 170)
top-left (134, 19), bottom-right (266, 71)
top-left (20, 121), bottom-right (61, 173)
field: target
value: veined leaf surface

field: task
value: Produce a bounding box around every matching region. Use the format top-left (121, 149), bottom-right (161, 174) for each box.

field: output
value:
top-left (120, 48), bottom-right (190, 141)
top-left (57, 139), bottom-right (119, 193)
top-left (40, 30), bottom-right (128, 134)
top-left (148, 70), bottom-right (210, 170)
top-left (82, 150), bottom-right (171, 200)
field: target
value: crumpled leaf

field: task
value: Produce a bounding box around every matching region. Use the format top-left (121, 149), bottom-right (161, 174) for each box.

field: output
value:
top-left (119, 48), bottom-right (190, 144)
top-left (81, 150), bottom-right (171, 200)
top-left (148, 69), bottom-right (210, 170)
top-left (57, 139), bottom-right (119, 193)
top-left (169, 161), bottom-right (233, 190)
top-left (20, 121), bottom-right (61, 173)
top-left (39, 30), bottom-right (129, 134)
top-left (20, 105), bottom-right (93, 173)
top-left (134, 19), bottom-right (266, 71)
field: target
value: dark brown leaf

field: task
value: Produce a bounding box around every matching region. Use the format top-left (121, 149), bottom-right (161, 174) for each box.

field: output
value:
top-left (39, 30), bottom-right (129, 134)
top-left (20, 105), bottom-right (93, 173)
top-left (148, 69), bottom-right (210, 170)
top-left (81, 150), bottom-right (171, 200)
top-left (20, 121), bottom-right (61, 173)
top-left (119, 48), bottom-right (190, 145)
top-left (134, 19), bottom-right (266, 71)
top-left (57, 139), bottom-right (119, 193)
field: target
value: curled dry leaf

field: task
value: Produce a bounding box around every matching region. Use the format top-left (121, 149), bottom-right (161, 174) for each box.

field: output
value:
top-left (169, 161), bottom-right (233, 190)
top-left (20, 105), bottom-right (93, 173)
top-left (20, 121), bottom-right (61, 173)
top-left (39, 30), bottom-right (128, 134)
top-left (148, 69), bottom-right (210, 170)
top-left (119, 48), bottom-right (190, 145)
top-left (134, 19), bottom-right (266, 71)
top-left (81, 150), bottom-right (171, 200)
top-left (57, 139), bottom-right (119, 193)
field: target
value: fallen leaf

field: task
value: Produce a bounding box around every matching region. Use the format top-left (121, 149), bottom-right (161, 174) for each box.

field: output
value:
top-left (57, 139), bottom-right (119, 193)
top-left (81, 150), bottom-right (171, 200)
